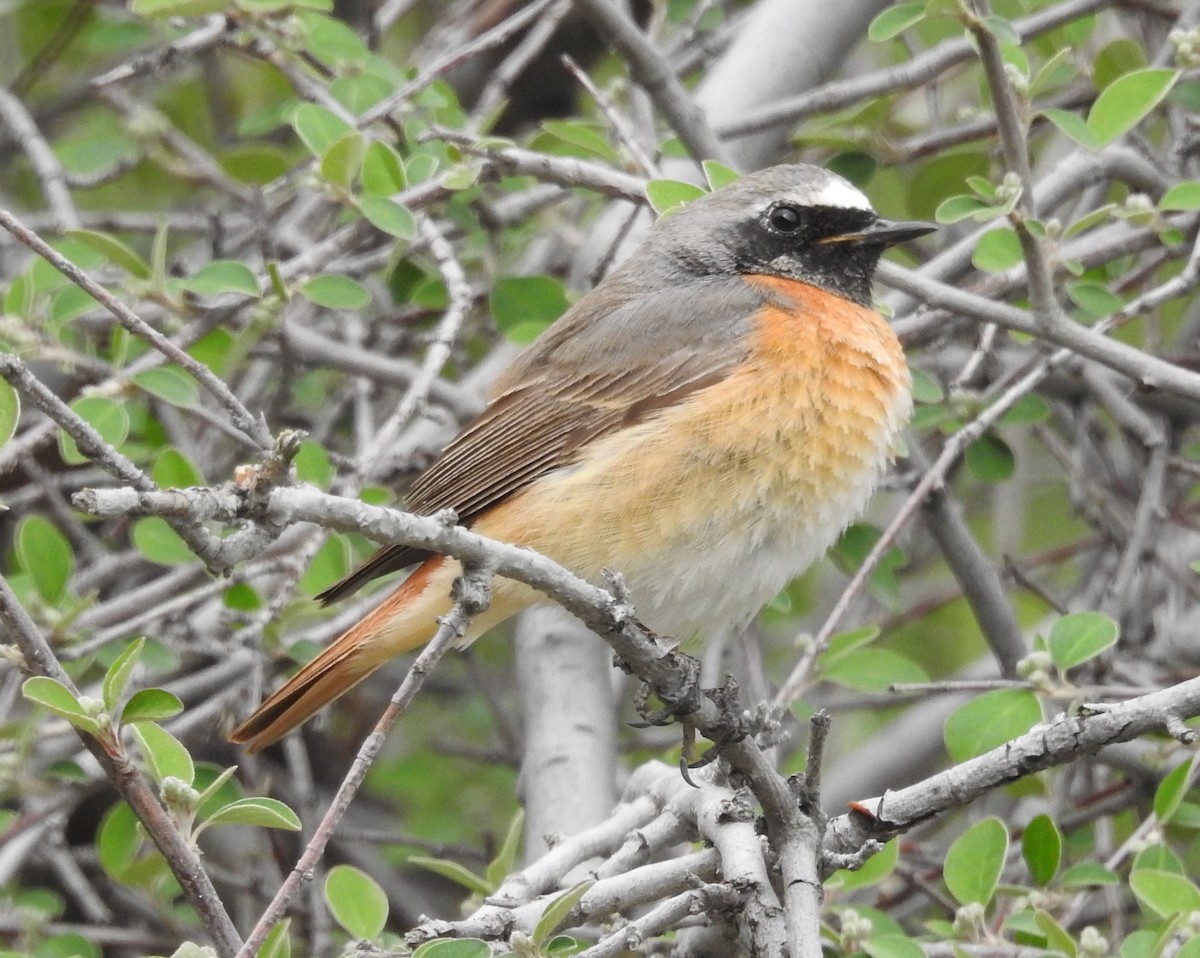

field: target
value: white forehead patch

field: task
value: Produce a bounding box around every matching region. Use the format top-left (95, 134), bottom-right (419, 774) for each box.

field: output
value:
top-left (808, 178), bottom-right (873, 211)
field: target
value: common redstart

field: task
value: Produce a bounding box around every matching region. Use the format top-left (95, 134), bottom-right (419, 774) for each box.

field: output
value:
top-left (230, 164), bottom-right (933, 752)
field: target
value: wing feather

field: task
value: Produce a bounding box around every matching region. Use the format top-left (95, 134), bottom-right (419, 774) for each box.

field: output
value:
top-left (317, 278), bottom-right (765, 604)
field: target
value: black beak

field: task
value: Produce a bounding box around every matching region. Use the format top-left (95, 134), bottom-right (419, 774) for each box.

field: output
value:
top-left (818, 218), bottom-right (937, 248)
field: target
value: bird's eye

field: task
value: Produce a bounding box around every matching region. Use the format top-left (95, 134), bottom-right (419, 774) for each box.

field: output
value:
top-left (768, 205), bottom-right (803, 232)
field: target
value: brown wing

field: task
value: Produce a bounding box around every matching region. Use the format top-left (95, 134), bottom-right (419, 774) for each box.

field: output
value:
top-left (316, 277), bottom-right (763, 604)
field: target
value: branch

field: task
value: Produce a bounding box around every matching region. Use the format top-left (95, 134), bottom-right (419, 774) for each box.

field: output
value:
top-left (826, 676), bottom-right (1200, 855)
top-left (0, 575), bottom-right (243, 958)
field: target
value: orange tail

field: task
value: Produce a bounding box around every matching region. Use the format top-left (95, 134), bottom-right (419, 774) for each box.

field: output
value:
top-left (230, 557), bottom-right (502, 753)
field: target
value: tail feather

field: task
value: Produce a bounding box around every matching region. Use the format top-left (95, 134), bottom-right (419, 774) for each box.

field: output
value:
top-left (230, 557), bottom-right (452, 753)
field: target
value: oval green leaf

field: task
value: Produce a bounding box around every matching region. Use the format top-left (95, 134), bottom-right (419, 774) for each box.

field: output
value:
top-left (1087, 69), bottom-right (1178, 146)
top-left (132, 517), bottom-right (194, 566)
top-left (1047, 611), bottom-right (1118, 671)
top-left (361, 141), bottom-right (407, 196)
top-left (820, 647), bottom-right (927, 692)
top-left (945, 688), bottom-right (1042, 762)
top-left (183, 261), bottom-right (260, 298)
top-left (325, 864), bottom-right (388, 940)
top-left (320, 132), bottom-right (366, 188)
top-left (533, 881), bottom-right (592, 947)
top-left (23, 676), bottom-right (99, 734)
top-left (129, 721), bottom-right (194, 785)
top-left (1130, 868), bottom-right (1200, 918)
top-left (292, 103), bottom-right (354, 159)
top-left (96, 802), bottom-right (141, 878)
top-left (1153, 757), bottom-right (1196, 824)
top-left (645, 179), bottom-right (706, 215)
top-left (120, 688), bottom-right (184, 725)
top-left (132, 367), bottom-right (199, 408)
top-left (64, 229), bottom-right (150, 279)
top-left (1021, 813), bottom-right (1062, 886)
top-left (299, 274), bottom-right (371, 310)
top-left (17, 515), bottom-right (74, 603)
top-left (965, 433), bottom-right (1016, 482)
top-left (0, 379), bottom-right (19, 449)
top-left (204, 797), bottom-right (301, 831)
top-left (59, 396), bottom-right (129, 465)
top-left (358, 196), bottom-right (416, 239)
top-left (102, 637), bottom-right (145, 714)
top-left (868, 2), bottom-right (925, 41)
top-left (1161, 182), bottom-right (1200, 211)
top-left (944, 817), bottom-right (1008, 906)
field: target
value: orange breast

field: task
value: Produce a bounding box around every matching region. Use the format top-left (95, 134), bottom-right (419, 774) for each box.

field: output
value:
top-left (475, 276), bottom-right (912, 639)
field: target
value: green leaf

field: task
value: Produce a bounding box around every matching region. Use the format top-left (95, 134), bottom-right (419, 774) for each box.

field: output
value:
top-left (934, 194), bottom-right (994, 224)
top-left (1154, 757), bottom-right (1196, 823)
top-left (868, 2), bottom-right (925, 41)
top-left (102, 637), bottom-right (145, 714)
top-left (533, 881), bottom-right (593, 947)
top-left (864, 935), bottom-right (926, 958)
top-left (153, 448), bottom-right (204, 488)
top-left (320, 132), bottom-right (366, 188)
top-left (1066, 280), bottom-right (1123, 319)
top-left (130, 0), bottom-right (228, 14)
top-left (1130, 868), bottom-right (1200, 918)
top-left (17, 515), bottom-right (74, 603)
top-left (965, 433), bottom-right (1015, 482)
top-left (358, 196), bottom-right (416, 239)
top-left (486, 809), bottom-right (524, 889)
top-left (130, 721), bottom-right (194, 785)
top-left (132, 517), bottom-right (194, 566)
top-left (59, 396), bottom-right (130, 465)
top-left (361, 141), bottom-right (407, 195)
top-left (1033, 910), bottom-right (1077, 958)
top-left (412, 940), bottom-right (490, 958)
top-left (1060, 862), bottom-right (1119, 887)
top-left (825, 837), bottom-right (899, 891)
top-left (702, 160), bottom-right (740, 190)
top-left (490, 276), bottom-right (571, 345)
top-left (325, 864), bottom-right (389, 939)
top-left (407, 856), bottom-right (493, 896)
top-left (645, 179), bottom-right (707, 215)
top-left (183, 261), bottom-right (260, 297)
top-left (1000, 394), bottom-right (1050, 425)
top-left (1021, 814), bottom-right (1062, 886)
top-left (120, 688), bottom-right (184, 725)
top-left (820, 648), bottom-right (927, 692)
top-left (821, 626), bottom-right (882, 664)
top-left (96, 802), bottom-right (141, 878)
top-left (1160, 181), bottom-right (1200, 211)
top-left (1047, 611), bottom-right (1118, 671)
top-left (65, 229), bottom-right (151, 278)
top-left (944, 817), bottom-right (1008, 905)
top-left (0, 379), bottom-right (19, 449)
top-left (23, 677), bottom-right (100, 734)
top-left (1087, 69), bottom-right (1179, 146)
top-left (1041, 108), bottom-right (1099, 149)
top-left (204, 797), bottom-right (302, 831)
top-left (294, 440), bottom-right (335, 489)
top-left (541, 120), bottom-right (621, 165)
top-left (972, 228), bottom-right (1023, 272)
top-left (133, 366), bottom-right (200, 408)
top-left (299, 274), bottom-right (371, 310)
top-left (910, 368), bottom-right (944, 404)
top-left (944, 688), bottom-right (1042, 762)
top-left (292, 103), bottom-right (354, 159)
top-left (257, 919), bottom-right (291, 958)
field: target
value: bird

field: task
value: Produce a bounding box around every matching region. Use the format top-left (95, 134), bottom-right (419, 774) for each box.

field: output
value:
top-left (229, 163), bottom-right (934, 753)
